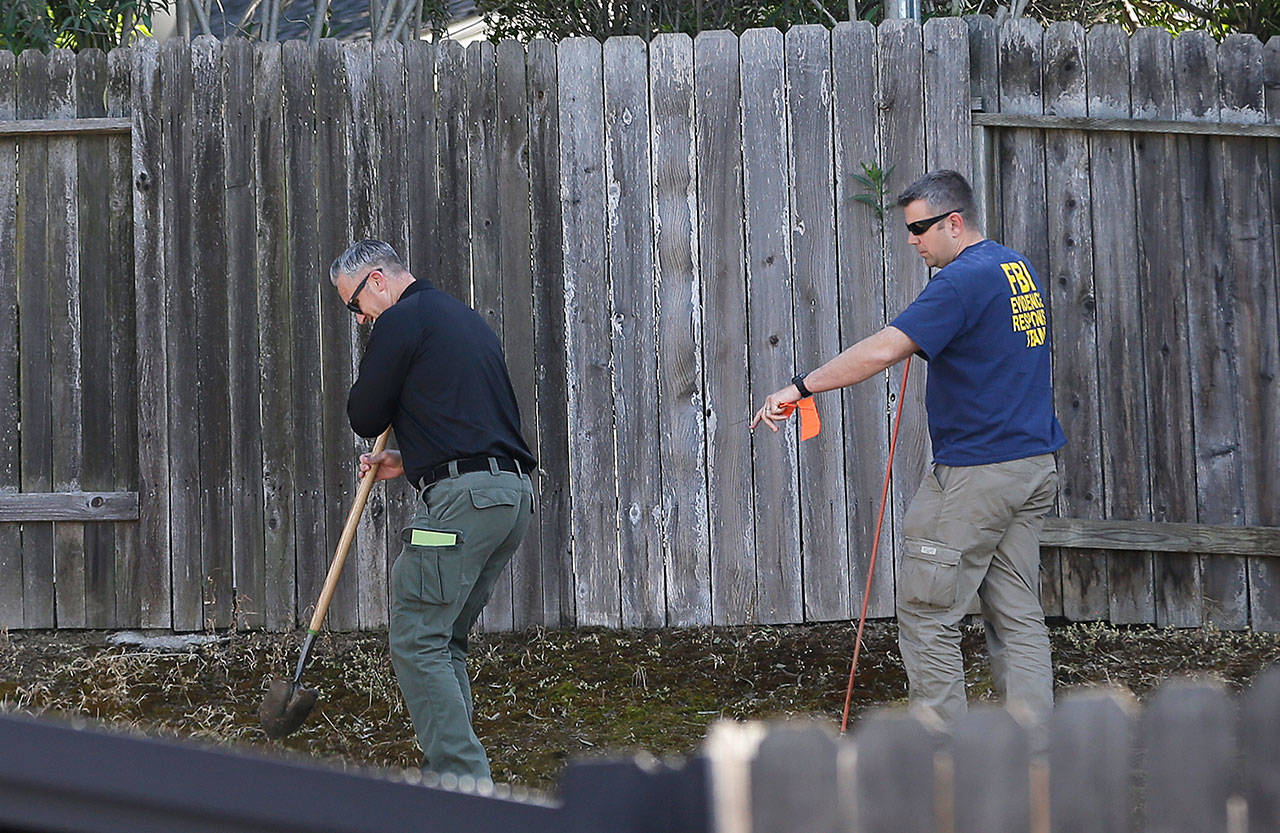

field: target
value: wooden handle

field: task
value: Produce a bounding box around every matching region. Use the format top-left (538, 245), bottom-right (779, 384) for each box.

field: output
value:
top-left (306, 428), bottom-right (391, 632)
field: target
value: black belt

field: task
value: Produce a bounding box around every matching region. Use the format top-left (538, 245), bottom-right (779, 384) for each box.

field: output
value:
top-left (418, 456), bottom-right (522, 490)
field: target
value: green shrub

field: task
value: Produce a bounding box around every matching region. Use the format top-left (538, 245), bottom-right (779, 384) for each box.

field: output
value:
top-left (1, 0), bottom-right (165, 55)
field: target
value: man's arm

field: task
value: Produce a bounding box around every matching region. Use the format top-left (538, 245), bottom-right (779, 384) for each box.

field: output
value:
top-left (751, 326), bottom-right (918, 432)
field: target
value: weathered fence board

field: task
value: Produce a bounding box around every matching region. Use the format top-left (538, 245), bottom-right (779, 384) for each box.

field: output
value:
top-left (0, 51), bottom-right (20, 630)
top-left (1144, 680), bottom-right (1236, 833)
top-left (1255, 38), bottom-right (1280, 632)
top-left (1048, 689), bottom-right (1132, 833)
top-left (651, 33), bottom-right (711, 627)
top-left (742, 26), bottom-right (802, 625)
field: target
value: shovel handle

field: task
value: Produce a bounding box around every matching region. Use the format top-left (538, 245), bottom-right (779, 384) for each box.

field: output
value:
top-left (306, 427), bottom-right (391, 634)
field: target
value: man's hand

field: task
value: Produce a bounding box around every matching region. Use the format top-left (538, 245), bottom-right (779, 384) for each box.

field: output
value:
top-left (358, 448), bottom-right (404, 482)
top-left (750, 384), bottom-right (802, 432)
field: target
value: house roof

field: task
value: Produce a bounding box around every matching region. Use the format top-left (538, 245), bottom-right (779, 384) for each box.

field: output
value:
top-left (205, 0), bottom-right (479, 41)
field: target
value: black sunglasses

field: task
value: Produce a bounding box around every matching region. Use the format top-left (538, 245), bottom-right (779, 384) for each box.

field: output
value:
top-left (346, 269), bottom-right (377, 315)
top-left (905, 210), bottom-right (958, 237)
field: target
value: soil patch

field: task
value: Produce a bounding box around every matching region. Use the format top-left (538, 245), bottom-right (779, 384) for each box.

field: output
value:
top-left (2, 621), bottom-right (1278, 792)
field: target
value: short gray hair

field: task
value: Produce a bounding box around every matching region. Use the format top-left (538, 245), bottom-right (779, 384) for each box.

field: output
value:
top-left (329, 239), bottom-right (405, 285)
top-left (896, 170), bottom-right (975, 221)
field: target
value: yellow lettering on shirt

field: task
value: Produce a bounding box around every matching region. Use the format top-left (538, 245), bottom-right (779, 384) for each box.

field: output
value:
top-left (1005, 263), bottom-right (1045, 348)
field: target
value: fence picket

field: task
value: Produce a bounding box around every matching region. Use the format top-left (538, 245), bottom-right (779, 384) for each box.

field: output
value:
top-left (224, 37), bottom-right (266, 630)
top-left (1255, 38), bottom-right (1280, 631)
top-left (559, 37), bottom-right (619, 627)
top-left (786, 24), bottom-right (849, 623)
top-left (750, 724), bottom-right (841, 833)
top-left (1242, 667), bottom-right (1280, 833)
top-left (694, 31), bottom-right (756, 625)
top-left (968, 15), bottom-right (1001, 236)
top-left (1048, 689), bottom-right (1133, 833)
top-left (650, 33), bottom-right (711, 626)
top-left (496, 39), bottom-right (540, 630)
top-left (851, 712), bottom-right (941, 833)
top-left (0, 52), bottom-right (20, 629)
top-left (255, 42), bottom-right (295, 631)
top-left (953, 708), bottom-right (1030, 833)
top-left (527, 37), bottom-right (571, 626)
top-left (742, 26), bottom-right (801, 625)
top-left (924, 17), bottom-right (971, 172)
top-left (833, 21), bottom-right (894, 618)
top-left (1173, 31), bottom-right (1240, 630)
top-left (283, 40), bottom-right (325, 629)
top-left (1143, 680), bottom-right (1235, 833)
top-left (1087, 25), bottom-right (1156, 626)
top-left (435, 40), bottom-right (470, 302)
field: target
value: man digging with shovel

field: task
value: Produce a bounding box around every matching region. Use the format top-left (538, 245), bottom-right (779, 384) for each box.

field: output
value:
top-left (331, 239), bottom-right (536, 783)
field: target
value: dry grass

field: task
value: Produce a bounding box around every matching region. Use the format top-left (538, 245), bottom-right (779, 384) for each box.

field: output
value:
top-left (2, 621), bottom-right (1278, 791)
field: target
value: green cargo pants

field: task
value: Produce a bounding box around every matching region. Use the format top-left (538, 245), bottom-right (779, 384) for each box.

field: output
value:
top-left (896, 453), bottom-right (1058, 729)
top-left (389, 461), bottom-right (533, 781)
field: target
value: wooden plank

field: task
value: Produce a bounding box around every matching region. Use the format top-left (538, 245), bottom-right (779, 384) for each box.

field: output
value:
top-left (833, 21), bottom-right (893, 619)
top-left (1173, 30), bottom-right (1242, 630)
top-left (785, 24), bottom-right (848, 623)
top-left (42, 49), bottom-right (86, 629)
top-left (1040, 517), bottom-right (1280, 555)
top-left (283, 40), bottom-right (325, 629)
top-left (695, 30), bottom-right (755, 625)
top-left (315, 39), bottom-right (358, 631)
top-left (0, 117), bottom-right (130, 136)
top-left (496, 38), bottom-right (541, 629)
top-left (1202, 33), bottom-right (1263, 629)
top-left (527, 38), bottom-right (571, 626)
top-left (222, 38), bottom-right (266, 630)
top-left (192, 36), bottom-right (233, 630)
top-left (879, 18), bottom-right (932, 615)
top-left (0, 51), bottom-right (20, 628)
top-left (650, 33), bottom-right (710, 626)
top-left (850, 711), bottom-right (941, 833)
top-left (17, 50), bottom-right (55, 629)
top-left (106, 46), bottom-right (137, 630)
top-left (1131, 27), bottom-right (1199, 628)
top-left (345, 41), bottom-right (390, 632)
top-left (967, 15), bottom-right (1001, 237)
top-left (1256, 36), bottom-right (1280, 631)
top-left (751, 724), bottom-right (840, 833)
top-left (742, 26), bottom-right (801, 625)
top-left (1048, 689), bottom-right (1134, 833)
top-left (1042, 22), bottom-right (1107, 622)
top-left (923, 17), bottom-right (971, 172)
top-left (254, 42), bottom-right (293, 632)
top-left (1086, 25), bottom-right (1155, 625)
top-left (970, 111), bottom-right (1280, 137)
top-left (996, 18), bottom-right (1060, 617)
top-left (559, 37), bottom-right (618, 627)
top-left (466, 38), bottom-right (512, 632)
top-left (1143, 680), bottom-right (1235, 833)
top-left (76, 48), bottom-right (116, 629)
top-left (435, 39), bottom-right (470, 302)
top-left (0, 492), bottom-right (139, 522)
top-left (1242, 667), bottom-right (1280, 832)
top-left (374, 39), bottom-right (414, 626)
top-left (604, 36), bottom-right (663, 628)
top-left (131, 38), bottom-right (171, 629)
top-left (953, 708), bottom-right (1030, 833)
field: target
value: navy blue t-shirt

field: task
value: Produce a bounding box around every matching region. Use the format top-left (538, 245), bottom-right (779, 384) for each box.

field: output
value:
top-left (890, 239), bottom-right (1066, 466)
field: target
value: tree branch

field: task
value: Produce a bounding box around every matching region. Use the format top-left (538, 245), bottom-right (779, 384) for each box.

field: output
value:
top-left (308, 0), bottom-right (329, 44)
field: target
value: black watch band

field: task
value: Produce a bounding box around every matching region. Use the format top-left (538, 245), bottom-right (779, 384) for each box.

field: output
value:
top-left (791, 372), bottom-right (812, 398)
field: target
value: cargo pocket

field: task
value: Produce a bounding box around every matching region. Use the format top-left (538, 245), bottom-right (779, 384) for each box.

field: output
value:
top-left (900, 537), bottom-right (962, 608)
top-left (469, 486), bottom-right (522, 511)
top-left (400, 525), bottom-right (464, 605)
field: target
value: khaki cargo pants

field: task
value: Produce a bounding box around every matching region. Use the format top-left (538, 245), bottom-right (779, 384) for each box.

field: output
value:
top-left (896, 453), bottom-right (1058, 728)
top-left (389, 462), bottom-right (533, 781)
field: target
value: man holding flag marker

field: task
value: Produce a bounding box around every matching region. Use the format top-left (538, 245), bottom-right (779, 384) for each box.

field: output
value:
top-left (752, 170), bottom-right (1065, 734)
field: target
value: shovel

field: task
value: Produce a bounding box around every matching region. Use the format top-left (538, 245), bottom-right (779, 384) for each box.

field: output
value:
top-left (258, 428), bottom-right (391, 739)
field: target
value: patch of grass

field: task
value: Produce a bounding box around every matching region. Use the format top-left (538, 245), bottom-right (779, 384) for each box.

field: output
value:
top-left (1, 621), bottom-right (1277, 791)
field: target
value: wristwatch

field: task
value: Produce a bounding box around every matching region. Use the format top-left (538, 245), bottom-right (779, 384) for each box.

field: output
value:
top-left (791, 372), bottom-right (812, 398)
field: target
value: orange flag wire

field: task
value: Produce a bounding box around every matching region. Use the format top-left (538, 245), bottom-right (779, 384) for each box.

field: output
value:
top-left (778, 397), bottom-right (821, 441)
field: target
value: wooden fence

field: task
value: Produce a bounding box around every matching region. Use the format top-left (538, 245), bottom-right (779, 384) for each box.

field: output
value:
top-left (709, 669), bottom-right (1280, 833)
top-left (0, 18), bottom-right (1277, 632)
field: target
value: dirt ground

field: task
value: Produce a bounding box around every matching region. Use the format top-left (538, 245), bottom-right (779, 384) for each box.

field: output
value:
top-left (2, 621), bottom-right (1278, 793)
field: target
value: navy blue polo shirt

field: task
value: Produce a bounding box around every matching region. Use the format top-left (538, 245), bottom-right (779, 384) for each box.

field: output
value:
top-left (890, 239), bottom-right (1066, 466)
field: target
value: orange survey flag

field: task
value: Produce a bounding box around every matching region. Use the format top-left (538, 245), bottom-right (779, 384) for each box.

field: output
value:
top-left (779, 397), bottom-right (821, 441)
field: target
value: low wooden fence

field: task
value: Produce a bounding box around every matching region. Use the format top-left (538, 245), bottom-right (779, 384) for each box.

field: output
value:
top-left (709, 668), bottom-right (1280, 833)
top-left (0, 19), bottom-right (1278, 633)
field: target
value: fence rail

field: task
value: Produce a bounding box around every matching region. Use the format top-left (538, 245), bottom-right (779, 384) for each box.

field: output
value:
top-left (0, 19), bottom-right (1277, 632)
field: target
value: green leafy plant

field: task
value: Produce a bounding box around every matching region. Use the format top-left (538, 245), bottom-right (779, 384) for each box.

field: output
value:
top-left (850, 160), bottom-right (895, 230)
top-left (1, 0), bottom-right (164, 55)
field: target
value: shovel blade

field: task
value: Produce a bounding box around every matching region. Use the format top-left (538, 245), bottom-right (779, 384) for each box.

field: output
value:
top-left (258, 677), bottom-right (318, 739)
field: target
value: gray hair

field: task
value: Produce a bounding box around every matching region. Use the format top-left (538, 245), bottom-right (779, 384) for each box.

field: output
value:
top-left (329, 239), bottom-right (405, 285)
top-left (896, 170), bottom-right (975, 221)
